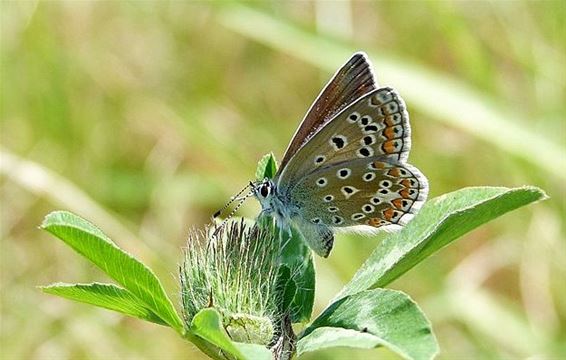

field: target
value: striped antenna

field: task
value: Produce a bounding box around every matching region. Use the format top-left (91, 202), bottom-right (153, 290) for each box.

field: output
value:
top-left (213, 182), bottom-right (253, 219)
top-left (212, 189), bottom-right (255, 238)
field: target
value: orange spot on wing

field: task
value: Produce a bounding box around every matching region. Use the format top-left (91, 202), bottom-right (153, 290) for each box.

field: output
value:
top-left (367, 217), bottom-right (387, 227)
top-left (367, 218), bottom-right (379, 226)
top-left (400, 179), bottom-right (416, 188)
top-left (372, 161), bottom-right (386, 169)
top-left (391, 198), bottom-right (404, 209)
top-left (387, 168), bottom-right (400, 177)
top-left (398, 188), bottom-right (412, 198)
top-left (382, 208), bottom-right (395, 221)
top-left (383, 127), bottom-right (397, 140)
top-left (382, 140), bottom-right (399, 154)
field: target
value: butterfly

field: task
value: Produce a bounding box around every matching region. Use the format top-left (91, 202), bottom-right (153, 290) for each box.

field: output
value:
top-left (220, 52), bottom-right (428, 258)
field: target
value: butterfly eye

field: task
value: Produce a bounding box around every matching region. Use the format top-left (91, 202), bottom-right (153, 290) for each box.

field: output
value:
top-left (260, 183), bottom-right (270, 198)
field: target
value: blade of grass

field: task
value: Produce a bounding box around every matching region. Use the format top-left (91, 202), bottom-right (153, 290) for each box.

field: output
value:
top-left (426, 288), bottom-right (549, 355)
top-left (0, 148), bottom-right (157, 261)
top-left (216, 4), bottom-right (566, 181)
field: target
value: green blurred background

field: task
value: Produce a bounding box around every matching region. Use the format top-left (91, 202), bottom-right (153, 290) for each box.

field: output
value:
top-left (1, 1), bottom-right (565, 359)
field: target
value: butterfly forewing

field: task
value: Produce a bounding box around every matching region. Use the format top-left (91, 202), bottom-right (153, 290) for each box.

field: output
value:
top-left (278, 87), bottom-right (412, 187)
top-left (286, 157), bottom-right (427, 231)
top-left (279, 52), bottom-right (377, 169)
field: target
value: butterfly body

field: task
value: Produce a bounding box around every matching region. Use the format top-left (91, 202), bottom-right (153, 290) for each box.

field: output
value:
top-left (254, 177), bottom-right (335, 256)
top-left (251, 52), bottom-right (428, 258)
top-left (254, 178), bottom-right (295, 228)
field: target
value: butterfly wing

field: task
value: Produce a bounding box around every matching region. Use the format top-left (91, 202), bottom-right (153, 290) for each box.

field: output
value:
top-left (279, 52), bottom-right (377, 170)
top-left (276, 87), bottom-right (428, 256)
top-left (288, 157), bottom-right (428, 231)
top-left (291, 217), bottom-right (335, 258)
top-left (277, 87), bottom-right (413, 186)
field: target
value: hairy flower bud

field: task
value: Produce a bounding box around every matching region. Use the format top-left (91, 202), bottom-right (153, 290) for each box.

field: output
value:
top-left (180, 220), bottom-right (280, 345)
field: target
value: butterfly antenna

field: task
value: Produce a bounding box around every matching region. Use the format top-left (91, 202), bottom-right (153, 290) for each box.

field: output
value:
top-left (212, 190), bottom-right (254, 238)
top-left (212, 183), bottom-right (252, 219)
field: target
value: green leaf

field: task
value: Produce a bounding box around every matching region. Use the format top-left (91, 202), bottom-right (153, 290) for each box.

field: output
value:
top-left (191, 308), bottom-right (243, 358)
top-left (275, 265), bottom-right (297, 312)
top-left (190, 308), bottom-right (272, 360)
top-left (283, 231), bottom-right (315, 323)
top-left (255, 153), bottom-right (278, 180)
top-left (40, 282), bottom-right (166, 326)
top-left (337, 186), bottom-right (547, 300)
top-left (297, 289), bottom-right (438, 360)
top-left (40, 211), bottom-right (183, 333)
top-left (298, 327), bottom-right (383, 350)
top-left (233, 342), bottom-right (273, 360)
top-left (271, 223), bottom-right (315, 323)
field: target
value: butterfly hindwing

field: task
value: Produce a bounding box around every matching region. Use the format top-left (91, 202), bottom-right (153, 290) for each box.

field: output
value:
top-left (291, 217), bottom-right (334, 258)
top-left (287, 157), bottom-right (428, 232)
top-left (279, 52), bottom-right (377, 170)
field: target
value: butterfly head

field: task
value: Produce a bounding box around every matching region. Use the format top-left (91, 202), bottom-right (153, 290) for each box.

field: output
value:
top-left (252, 178), bottom-right (276, 205)
top-left (252, 178), bottom-right (294, 230)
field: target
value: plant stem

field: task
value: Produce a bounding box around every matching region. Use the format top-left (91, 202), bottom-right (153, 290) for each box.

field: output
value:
top-left (270, 313), bottom-right (296, 360)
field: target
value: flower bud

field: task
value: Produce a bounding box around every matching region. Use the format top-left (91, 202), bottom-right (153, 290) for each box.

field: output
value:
top-left (180, 220), bottom-right (280, 345)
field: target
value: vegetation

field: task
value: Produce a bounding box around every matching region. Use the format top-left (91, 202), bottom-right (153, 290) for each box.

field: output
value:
top-left (1, 2), bottom-right (565, 359)
top-left (36, 156), bottom-right (546, 358)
